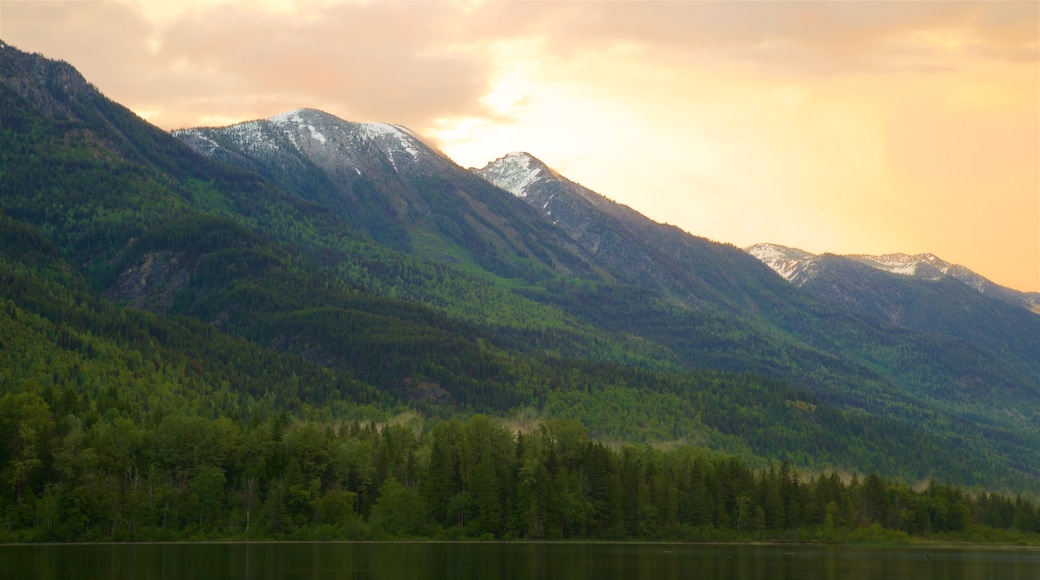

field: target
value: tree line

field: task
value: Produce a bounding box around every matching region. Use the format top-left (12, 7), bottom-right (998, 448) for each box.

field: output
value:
top-left (2, 405), bottom-right (1036, 544)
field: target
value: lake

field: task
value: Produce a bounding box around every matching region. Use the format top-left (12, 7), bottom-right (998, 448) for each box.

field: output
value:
top-left (3, 542), bottom-right (1039, 579)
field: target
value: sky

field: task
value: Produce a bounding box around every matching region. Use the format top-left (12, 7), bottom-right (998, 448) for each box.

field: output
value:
top-left (2, 1), bottom-right (1037, 293)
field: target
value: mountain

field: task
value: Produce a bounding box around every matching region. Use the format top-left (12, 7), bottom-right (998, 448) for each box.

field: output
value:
top-left (176, 115), bottom-right (911, 393)
top-left (0, 44), bottom-right (573, 412)
top-left (743, 243), bottom-right (821, 287)
top-left (2, 42), bottom-right (1039, 494)
top-left (173, 110), bottom-right (423, 251)
top-left (475, 151), bottom-right (1040, 398)
top-left (173, 107), bottom-right (1040, 478)
top-left (748, 243), bottom-right (1040, 314)
top-left (180, 118), bottom-right (1040, 429)
top-left (174, 109), bottom-right (602, 283)
top-left (475, 152), bottom-right (789, 313)
top-left (745, 243), bottom-right (1040, 399)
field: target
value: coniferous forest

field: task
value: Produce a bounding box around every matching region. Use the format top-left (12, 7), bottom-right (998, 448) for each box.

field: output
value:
top-left (2, 409), bottom-right (1039, 544)
top-left (1, 43), bottom-right (1038, 545)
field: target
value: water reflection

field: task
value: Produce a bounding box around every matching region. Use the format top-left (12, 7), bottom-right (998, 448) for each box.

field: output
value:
top-left (2, 542), bottom-right (1039, 579)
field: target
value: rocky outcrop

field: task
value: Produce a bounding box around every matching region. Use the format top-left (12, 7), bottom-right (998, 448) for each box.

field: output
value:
top-left (106, 251), bottom-right (189, 312)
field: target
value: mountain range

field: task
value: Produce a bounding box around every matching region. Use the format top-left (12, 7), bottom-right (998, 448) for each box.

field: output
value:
top-left (2, 42), bottom-right (1039, 492)
top-left (747, 243), bottom-right (1040, 315)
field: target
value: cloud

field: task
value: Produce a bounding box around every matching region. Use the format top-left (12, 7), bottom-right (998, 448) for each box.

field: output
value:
top-left (2, 0), bottom-right (495, 130)
top-left (1, 2), bottom-right (158, 86)
top-left (154, 2), bottom-right (489, 123)
top-left (4, 1), bottom-right (1034, 130)
top-left (463, 1), bottom-right (1038, 75)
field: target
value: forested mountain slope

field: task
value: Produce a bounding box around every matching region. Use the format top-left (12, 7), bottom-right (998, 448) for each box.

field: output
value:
top-left (472, 153), bottom-right (1040, 432)
top-left (743, 244), bottom-right (1040, 392)
top-left (3, 217), bottom-right (1037, 541)
top-left (1, 43), bottom-right (1037, 495)
top-left (476, 152), bottom-right (788, 312)
top-left (178, 109), bottom-right (1040, 432)
top-left (7, 203), bottom-right (1025, 492)
top-left (811, 254), bottom-right (1036, 371)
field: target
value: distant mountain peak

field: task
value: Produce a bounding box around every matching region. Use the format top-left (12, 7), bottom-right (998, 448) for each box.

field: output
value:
top-left (745, 243), bottom-right (814, 264)
top-left (174, 108), bottom-right (432, 179)
top-left (846, 252), bottom-right (961, 283)
top-left (265, 108), bottom-right (421, 161)
top-left (745, 243), bottom-right (1040, 314)
top-left (268, 107), bottom-right (415, 139)
top-left (268, 107), bottom-right (308, 125)
top-left (745, 243), bottom-right (820, 286)
top-left (476, 152), bottom-right (555, 198)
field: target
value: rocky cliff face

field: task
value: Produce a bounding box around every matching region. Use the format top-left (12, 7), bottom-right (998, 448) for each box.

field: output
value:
top-left (106, 251), bottom-right (189, 312)
top-left (0, 41), bottom-right (93, 119)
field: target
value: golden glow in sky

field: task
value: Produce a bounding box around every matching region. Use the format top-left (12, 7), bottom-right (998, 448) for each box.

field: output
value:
top-left (2, 0), bottom-right (1037, 292)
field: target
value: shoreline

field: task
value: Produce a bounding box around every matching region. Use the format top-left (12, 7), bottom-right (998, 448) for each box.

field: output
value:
top-left (2, 539), bottom-right (1038, 550)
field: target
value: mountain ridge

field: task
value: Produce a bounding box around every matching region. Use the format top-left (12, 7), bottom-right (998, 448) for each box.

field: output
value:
top-left (170, 108), bottom-right (1040, 435)
top-left (743, 243), bottom-right (1040, 385)
top-left (174, 108), bottom-right (607, 282)
top-left (471, 151), bottom-right (1040, 424)
top-left (747, 242), bottom-right (1040, 314)
top-left (475, 151), bottom-right (787, 313)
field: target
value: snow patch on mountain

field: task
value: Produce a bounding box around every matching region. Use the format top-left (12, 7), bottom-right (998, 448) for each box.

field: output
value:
top-left (745, 244), bottom-right (1040, 314)
top-left (269, 108), bottom-right (304, 126)
top-left (219, 119), bottom-right (283, 152)
top-left (307, 125), bottom-right (326, 144)
top-left (359, 123), bottom-right (420, 159)
top-left (886, 261), bottom-right (918, 276)
top-left (747, 245), bottom-right (963, 286)
top-left (745, 243), bottom-right (819, 285)
top-left (849, 253), bottom-right (952, 280)
top-left (171, 128), bottom-right (221, 156)
top-left (477, 152), bottom-right (545, 198)
top-left (176, 108), bottom-right (434, 179)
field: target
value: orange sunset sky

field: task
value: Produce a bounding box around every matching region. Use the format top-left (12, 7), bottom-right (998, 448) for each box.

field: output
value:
top-left (2, 0), bottom-right (1037, 293)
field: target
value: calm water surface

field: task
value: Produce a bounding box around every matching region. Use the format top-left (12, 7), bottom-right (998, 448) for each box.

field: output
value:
top-left (3, 542), bottom-right (1039, 579)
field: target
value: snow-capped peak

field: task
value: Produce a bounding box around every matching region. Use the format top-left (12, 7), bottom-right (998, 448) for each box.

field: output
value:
top-left (744, 243), bottom-right (819, 285)
top-left (263, 109), bottom-right (419, 155)
top-left (746, 243), bottom-right (814, 265)
top-left (744, 243), bottom-right (1039, 314)
top-left (174, 108), bottom-right (441, 185)
top-left (847, 253), bottom-right (953, 280)
top-left (476, 152), bottom-right (546, 198)
top-left (269, 108), bottom-right (307, 126)
top-left (745, 245), bottom-right (962, 285)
